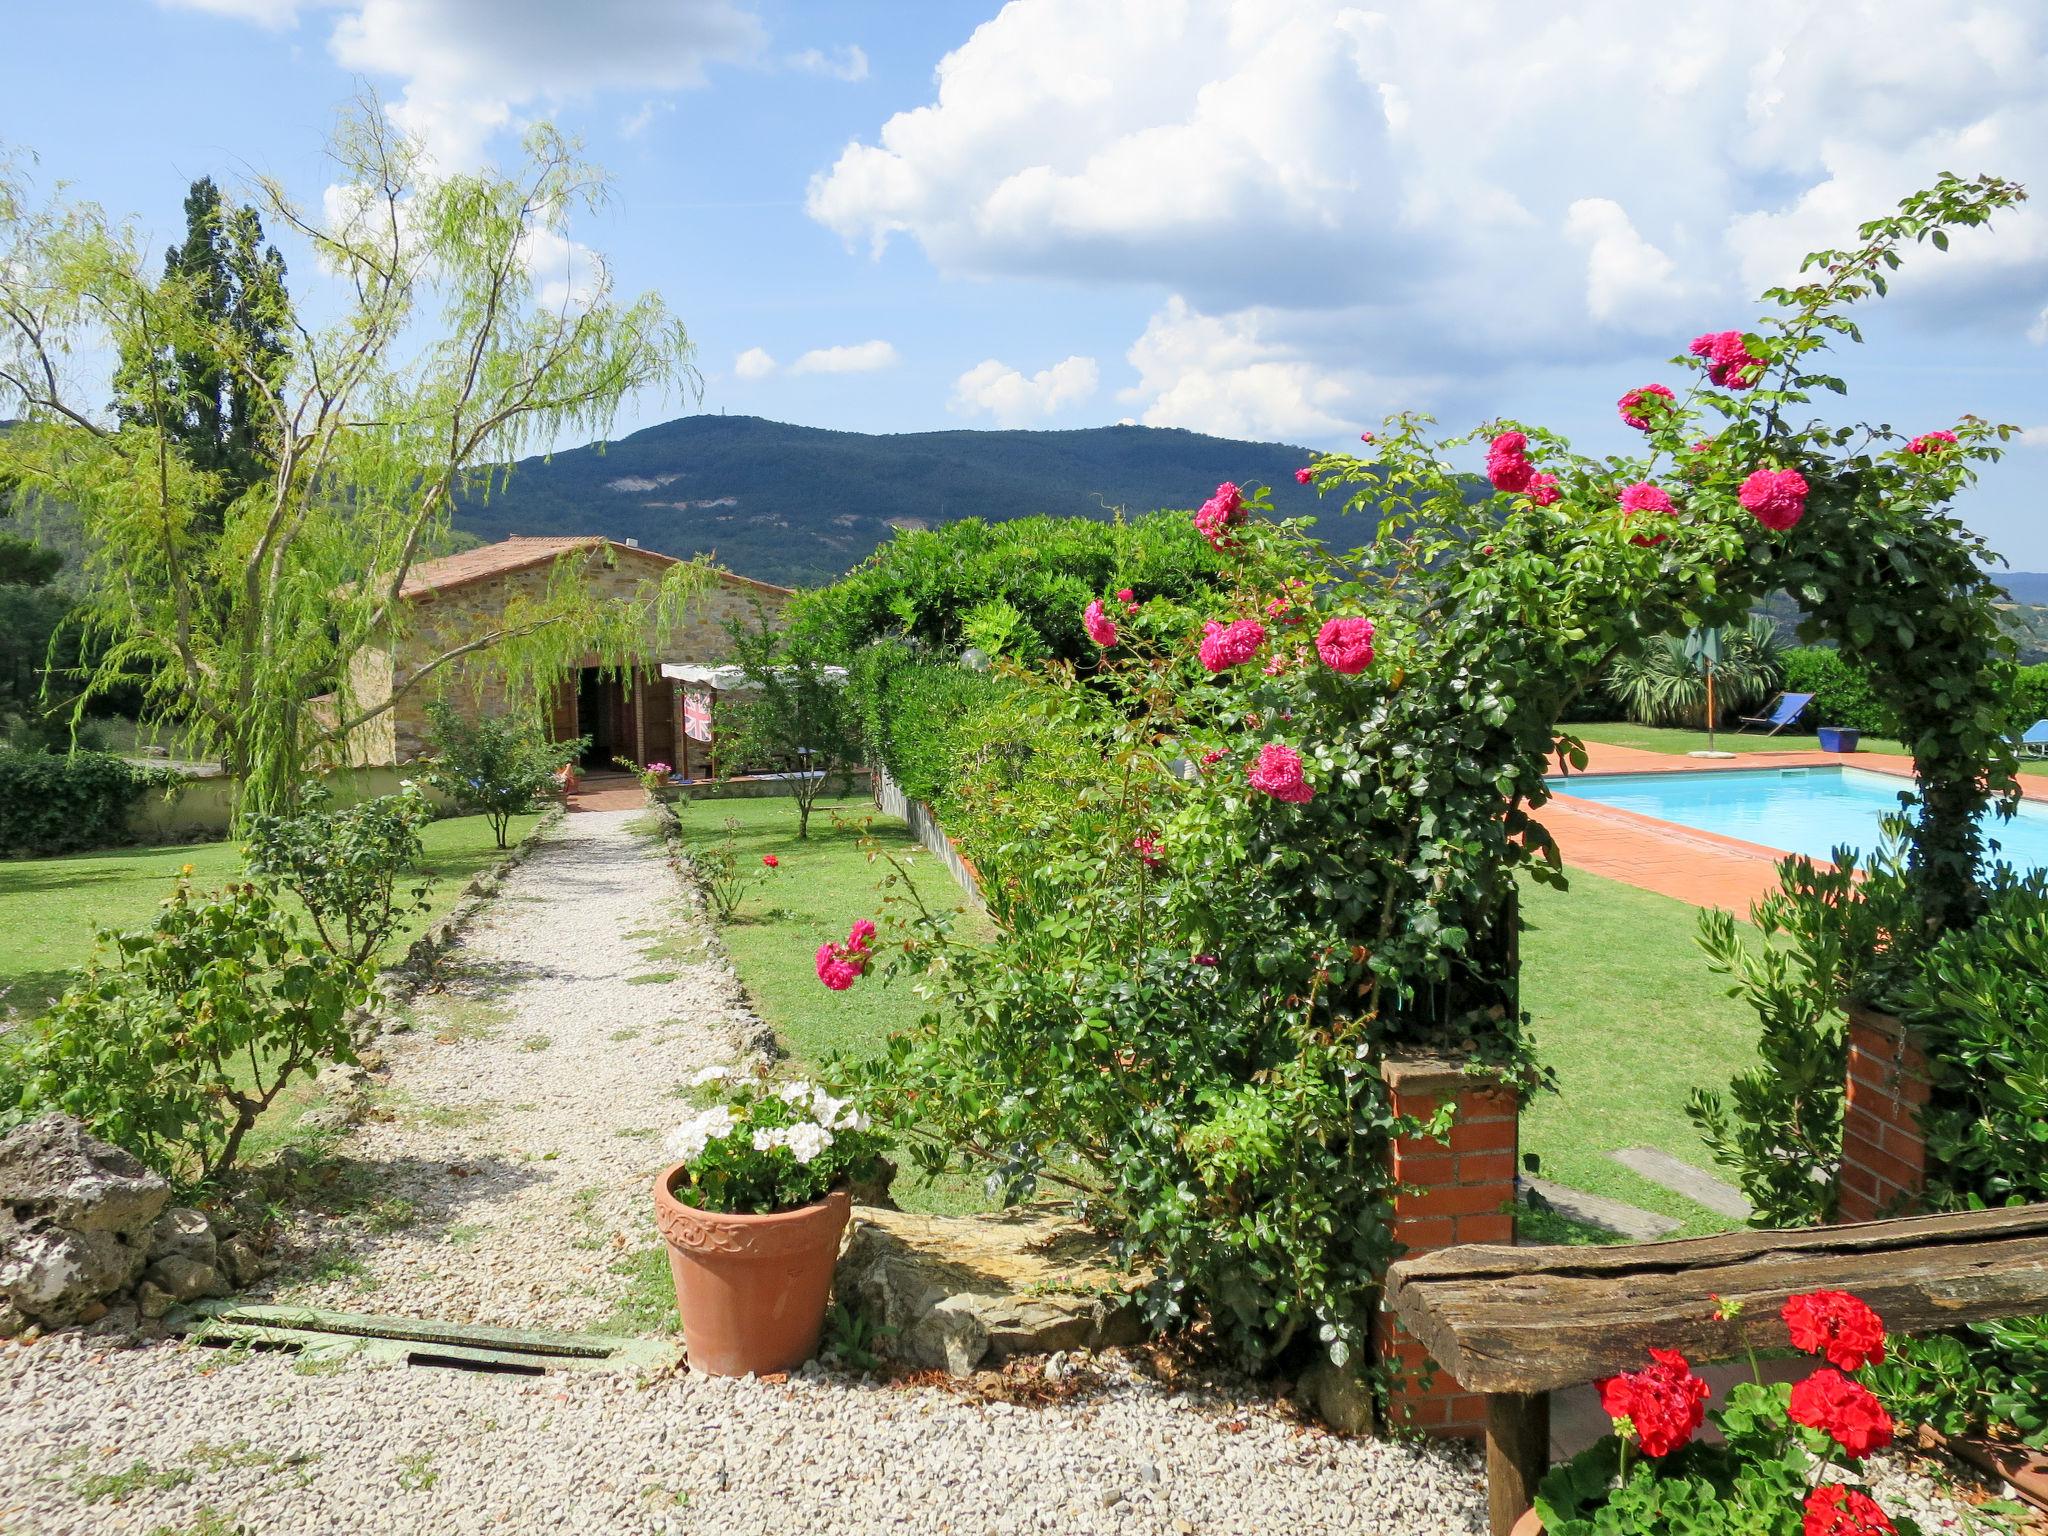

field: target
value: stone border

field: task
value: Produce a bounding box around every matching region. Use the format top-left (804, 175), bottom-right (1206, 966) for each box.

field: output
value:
top-left (648, 808), bottom-right (781, 1064)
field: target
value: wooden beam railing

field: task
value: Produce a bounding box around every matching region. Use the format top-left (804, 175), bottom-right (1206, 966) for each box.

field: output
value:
top-left (1382, 1202), bottom-right (2048, 1536)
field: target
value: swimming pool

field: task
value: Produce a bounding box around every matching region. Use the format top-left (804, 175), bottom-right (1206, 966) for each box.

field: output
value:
top-left (1547, 765), bottom-right (2048, 873)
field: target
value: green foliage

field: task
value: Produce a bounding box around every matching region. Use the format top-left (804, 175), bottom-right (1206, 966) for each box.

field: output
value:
top-left (0, 749), bottom-right (176, 855)
top-left (790, 512), bottom-right (1229, 664)
top-left (684, 816), bottom-right (776, 922)
top-left (662, 1067), bottom-right (886, 1216)
top-left (420, 702), bottom-right (580, 849)
top-left (241, 785), bottom-right (433, 967)
top-left (843, 643), bottom-right (1014, 808)
top-left (0, 876), bottom-right (370, 1180)
top-left (0, 531), bottom-right (63, 586)
top-left (1605, 619), bottom-right (1781, 727)
top-left (713, 620), bottom-right (863, 838)
top-left (1777, 647), bottom-right (1899, 735)
top-left (1866, 1315), bottom-right (2048, 1448)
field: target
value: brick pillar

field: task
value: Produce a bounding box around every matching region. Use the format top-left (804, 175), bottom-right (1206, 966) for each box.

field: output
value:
top-left (1377, 1052), bottom-right (1519, 1438)
top-left (1837, 1005), bottom-right (1931, 1224)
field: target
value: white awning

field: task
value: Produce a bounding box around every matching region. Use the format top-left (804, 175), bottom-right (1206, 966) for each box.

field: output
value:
top-left (659, 663), bottom-right (848, 686)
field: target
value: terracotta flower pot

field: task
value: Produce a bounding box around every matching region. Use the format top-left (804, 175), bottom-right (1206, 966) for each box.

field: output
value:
top-left (652, 1165), bottom-right (851, 1377)
top-left (1511, 1510), bottom-right (1543, 1536)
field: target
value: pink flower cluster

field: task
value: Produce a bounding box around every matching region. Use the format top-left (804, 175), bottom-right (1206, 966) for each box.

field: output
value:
top-left (1083, 599), bottom-right (1119, 649)
top-left (1691, 329), bottom-right (1763, 389)
top-left (1907, 429), bottom-right (1958, 455)
top-left (1195, 481), bottom-right (1246, 550)
top-left (1247, 743), bottom-right (1313, 803)
top-left (1619, 481), bottom-right (1677, 546)
top-left (1618, 382), bottom-right (1675, 430)
top-left (814, 918), bottom-right (876, 992)
top-left (1131, 834), bottom-right (1164, 870)
top-left (1315, 616), bottom-right (1376, 675)
top-left (1294, 466), bottom-right (1316, 484)
top-left (1485, 431), bottom-right (1535, 494)
top-left (1199, 618), bottom-right (1267, 672)
top-left (1116, 587), bottom-right (1139, 612)
top-left (1739, 467), bottom-right (1809, 531)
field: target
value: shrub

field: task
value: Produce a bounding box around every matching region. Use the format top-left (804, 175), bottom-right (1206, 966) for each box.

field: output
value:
top-left (844, 643), bottom-right (1014, 808)
top-left (1776, 647), bottom-right (1900, 736)
top-left (1865, 1315), bottom-right (2048, 1449)
top-left (420, 702), bottom-right (584, 848)
top-left (712, 623), bottom-right (863, 839)
top-left (1604, 620), bottom-right (1782, 727)
top-left (0, 750), bottom-right (177, 855)
top-left (241, 784), bottom-right (434, 968)
top-left (0, 877), bottom-right (370, 1180)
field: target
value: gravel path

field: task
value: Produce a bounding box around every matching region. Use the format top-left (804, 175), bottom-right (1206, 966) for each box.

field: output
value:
top-left (0, 810), bottom-right (1988, 1536)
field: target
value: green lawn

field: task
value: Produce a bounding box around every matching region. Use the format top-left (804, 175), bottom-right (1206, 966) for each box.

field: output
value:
top-left (1572, 719), bottom-right (2048, 778)
top-left (0, 811), bottom-right (542, 1020)
top-left (1521, 866), bottom-right (1759, 1236)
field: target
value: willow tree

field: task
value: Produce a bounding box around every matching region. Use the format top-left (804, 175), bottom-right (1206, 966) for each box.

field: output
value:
top-left (0, 100), bottom-right (706, 810)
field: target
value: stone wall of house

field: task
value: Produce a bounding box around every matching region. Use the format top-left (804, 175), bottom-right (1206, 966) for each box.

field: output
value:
top-left (346, 551), bottom-right (787, 765)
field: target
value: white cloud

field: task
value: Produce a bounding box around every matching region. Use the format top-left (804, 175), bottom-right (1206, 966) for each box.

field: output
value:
top-left (790, 340), bottom-right (899, 375)
top-left (787, 44), bottom-right (868, 82)
top-left (2017, 425), bottom-right (2048, 447)
top-left (518, 224), bottom-right (603, 314)
top-left (733, 347), bottom-right (777, 381)
top-left (950, 355), bottom-right (1099, 426)
top-left (808, 0), bottom-right (2048, 370)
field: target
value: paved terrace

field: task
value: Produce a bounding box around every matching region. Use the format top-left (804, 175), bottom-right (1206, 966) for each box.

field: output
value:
top-left (1544, 742), bottom-right (2048, 911)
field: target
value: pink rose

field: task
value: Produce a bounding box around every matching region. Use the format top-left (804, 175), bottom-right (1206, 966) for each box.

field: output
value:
top-left (1527, 472), bottom-right (1560, 507)
top-left (1359, 431), bottom-right (1375, 443)
top-left (1116, 587), bottom-right (1135, 603)
top-left (1247, 743), bottom-right (1313, 804)
top-left (815, 942), bottom-right (863, 991)
top-left (1690, 330), bottom-right (1763, 390)
top-left (1194, 481), bottom-right (1247, 550)
top-left (1294, 467), bottom-right (1315, 484)
top-left (1131, 834), bottom-right (1163, 870)
top-left (1619, 481), bottom-right (1677, 546)
top-left (1083, 598), bottom-right (1119, 649)
top-left (1739, 467), bottom-right (1809, 531)
top-left (1485, 431), bottom-right (1534, 494)
top-left (1618, 383), bottom-right (1675, 431)
top-left (1198, 618), bottom-right (1268, 672)
top-left (1907, 430), bottom-right (1959, 455)
top-left (846, 919), bottom-right (876, 950)
top-left (1315, 616), bottom-right (1376, 675)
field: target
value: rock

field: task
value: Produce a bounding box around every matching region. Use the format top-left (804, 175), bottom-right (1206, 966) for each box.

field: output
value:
top-left (1298, 1358), bottom-right (1375, 1436)
top-left (833, 1205), bottom-right (1146, 1378)
top-left (0, 1300), bottom-right (27, 1338)
top-left (147, 1208), bottom-right (218, 1269)
top-left (218, 1235), bottom-right (269, 1289)
top-left (0, 1226), bottom-right (149, 1324)
top-left (143, 1255), bottom-right (227, 1304)
top-left (81, 1302), bottom-right (140, 1340)
top-left (0, 1115), bottom-right (170, 1234)
top-left (136, 1280), bottom-right (175, 1320)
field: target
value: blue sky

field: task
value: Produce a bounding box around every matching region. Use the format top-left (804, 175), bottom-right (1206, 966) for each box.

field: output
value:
top-left (6, 0), bottom-right (2048, 564)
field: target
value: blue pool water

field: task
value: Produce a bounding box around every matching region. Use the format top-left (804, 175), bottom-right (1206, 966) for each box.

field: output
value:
top-left (1547, 765), bottom-right (2048, 873)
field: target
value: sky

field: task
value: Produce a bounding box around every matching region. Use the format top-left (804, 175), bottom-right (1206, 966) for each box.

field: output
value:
top-left (4, 0), bottom-right (2047, 563)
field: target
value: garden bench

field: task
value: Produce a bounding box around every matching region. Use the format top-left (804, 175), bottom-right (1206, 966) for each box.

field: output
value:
top-left (1381, 1202), bottom-right (2048, 1536)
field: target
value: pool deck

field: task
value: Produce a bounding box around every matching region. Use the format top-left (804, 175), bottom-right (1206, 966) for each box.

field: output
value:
top-left (1543, 742), bottom-right (2048, 911)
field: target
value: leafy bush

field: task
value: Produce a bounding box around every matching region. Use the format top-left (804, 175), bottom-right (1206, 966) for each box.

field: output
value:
top-left (1865, 1315), bottom-right (2048, 1449)
top-left (0, 877), bottom-right (370, 1180)
top-left (420, 702), bottom-right (583, 848)
top-left (712, 623), bottom-right (863, 838)
top-left (844, 643), bottom-right (1015, 808)
top-left (0, 750), bottom-right (177, 855)
top-left (2009, 662), bottom-right (2048, 733)
top-left (242, 784), bottom-right (434, 968)
top-left (1605, 619), bottom-right (1782, 727)
top-left (1776, 647), bottom-right (1901, 736)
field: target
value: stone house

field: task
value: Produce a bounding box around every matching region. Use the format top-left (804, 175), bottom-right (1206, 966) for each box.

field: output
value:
top-left (343, 535), bottom-right (791, 768)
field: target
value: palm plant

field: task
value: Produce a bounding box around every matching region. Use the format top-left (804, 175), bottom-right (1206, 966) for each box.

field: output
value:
top-left (1606, 617), bottom-right (1784, 727)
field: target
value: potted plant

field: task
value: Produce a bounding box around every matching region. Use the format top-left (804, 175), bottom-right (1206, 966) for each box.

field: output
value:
top-left (1523, 1290), bottom-right (1916, 1535)
top-left (653, 1065), bottom-right (886, 1376)
top-left (1817, 726), bottom-right (1862, 753)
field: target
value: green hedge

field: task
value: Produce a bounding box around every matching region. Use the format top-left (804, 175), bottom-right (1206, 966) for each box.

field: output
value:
top-left (1777, 648), bottom-right (1901, 736)
top-left (846, 644), bottom-right (1015, 808)
top-left (0, 751), bottom-right (177, 856)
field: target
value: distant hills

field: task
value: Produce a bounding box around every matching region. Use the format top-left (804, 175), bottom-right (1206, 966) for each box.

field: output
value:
top-left (451, 414), bottom-right (1336, 587)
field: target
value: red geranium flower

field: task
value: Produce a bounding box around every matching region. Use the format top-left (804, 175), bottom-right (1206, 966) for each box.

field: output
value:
top-left (1804, 1484), bottom-right (1897, 1536)
top-left (762, 854), bottom-right (779, 868)
top-left (1595, 1347), bottom-right (1710, 1458)
top-left (1782, 1290), bottom-right (1886, 1372)
top-left (1789, 1368), bottom-right (1894, 1460)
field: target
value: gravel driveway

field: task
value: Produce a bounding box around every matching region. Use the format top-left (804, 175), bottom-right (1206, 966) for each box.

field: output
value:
top-left (0, 809), bottom-right (1973, 1536)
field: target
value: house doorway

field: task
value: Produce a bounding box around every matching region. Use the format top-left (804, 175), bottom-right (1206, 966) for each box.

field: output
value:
top-left (576, 668), bottom-right (628, 768)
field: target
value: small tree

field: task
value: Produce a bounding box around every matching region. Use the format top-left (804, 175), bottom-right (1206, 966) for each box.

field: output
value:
top-left (715, 620), bottom-right (862, 839)
top-left (242, 783), bottom-right (434, 968)
top-left (420, 701), bottom-right (583, 848)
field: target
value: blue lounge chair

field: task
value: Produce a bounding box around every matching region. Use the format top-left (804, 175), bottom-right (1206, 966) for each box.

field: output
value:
top-left (1735, 691), bottom-right (1814, 736)
top-left (2017, 719), bottom-right (2048, 759)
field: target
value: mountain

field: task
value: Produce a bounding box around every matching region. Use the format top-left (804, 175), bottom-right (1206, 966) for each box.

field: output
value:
top-left (453, 415), bottom-right (1335, 587)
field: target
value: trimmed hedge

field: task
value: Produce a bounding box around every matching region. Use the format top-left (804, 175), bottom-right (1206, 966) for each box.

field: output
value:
top-left (1777, 647), bottom-right (1900, 736)
top-left (0, 751), bottom-right (178, 856)
top-left (846, 643), bottom-right (1015, 808)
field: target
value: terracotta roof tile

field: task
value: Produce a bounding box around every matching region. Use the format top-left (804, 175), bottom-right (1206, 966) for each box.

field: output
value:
top-left (396, 536), bottom-right (790, 599)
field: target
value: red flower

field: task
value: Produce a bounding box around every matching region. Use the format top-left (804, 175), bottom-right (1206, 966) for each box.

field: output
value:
top-left (1195, 482), bottom-right (1247, 549)
top-left (762, 854), bottom-right (779, 868)
top-left (1198, 748), bottom-right (1227, 769)
top-left (1294, 466), bottom-right (1315, 484)
top-left (1199, 618), bottom-right (1268, 672)
top-left (1083, 599), bottom-right (1119, 649)
top-left (1131, 834), bottom-right (1164, 870)
top-left (1618, 382), bottom-right (1675, 430)
top-left (1691, 329), bottom-right (1764, 389)
top-left (1247, 743), bottom-right (1313, 804)
top-left (1315, 616), bottom-right (1376, 675)
top-left (1485, 431), bottom-right (1535, 494)
top-left (1804, 1485), bottom-right (1897, 1536)
top-left (1782, 1290), bottom-right (1886, 1372)
top-left (1907, 429), bottom-right (1959, 455)
top-left (1595, 1347), bottom-right (1710, 1458)
top-left (1789, 1368), bottom-right (1894, 1460)
top-left (1527, 472), bottom-right (1561, 507)
top-left (1738, 467), bottom-right (1809, 532)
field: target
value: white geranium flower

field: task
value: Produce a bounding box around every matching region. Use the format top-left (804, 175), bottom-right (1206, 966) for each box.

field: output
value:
top-left (691, 1064), bottom-right (734, 1087)
top-left (751, 1126), bottom-right (784, 1153)
top-left (774, 1080), bottom-right (817, 1106)
top-left (666, 1104), bottom-right (738, 1163)
top-left (782, 1121), bottom-right (835, 1165)
top-left (811, 1093), bottom-right (869, 1133)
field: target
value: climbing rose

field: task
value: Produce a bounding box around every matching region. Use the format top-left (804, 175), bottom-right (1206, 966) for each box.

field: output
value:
top-left (1784, 1291), bottom-right (1887, 1372)
top-left (1485, 431), bottom-right (1534, 494)
top-left (1315, 617), bottom-right (1376, 675)
top-left (1359, 431), bottom-right (1375, 442)
top-left (1618, 382), bottom-right (1675, 430)
top-left (1116, 587), bottom-right (1134, 601)
top-left (1596, 1348), bottom-right (1709, 1458)
top-left (846, 919), bottom-right (876, 950)
top-left (1907, 429), bottom-right (1959, 455)
top-left (1131, 834), bottom-right (1164, 870)
top-left (1083, 598), bottom-right (1119, 649)
top-left (1527, 472), bottom-right (1561, 507)
top-left (1619, 482), bottom-right (1677, 546)
top-left (762, 854), bottom-right (779, 868)
top-left (1247, 743), bottom-right (1313, 803)
top-left (1739, 467), bottom-right (1809, 531)
top-left (1193, 953), bottom-right (1218, 966)
top-left (1691, 329), bottom-right (1764, 389)
top-left (1195, 481), bottom-right (1247, 549)
top-left (1294, 466), bottom-right (1315, 484)
top-left (1199, 618), bottom-right (1268, 672)
top-left (1804, 1485), bottom-right (1897, 1536)
top-left (1788, 1369), bottom-right (1894, 1460)
top-left (1199, 748), bottom-right (1227, 768)
top-left (814, 942), bottom-right (864, 991)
